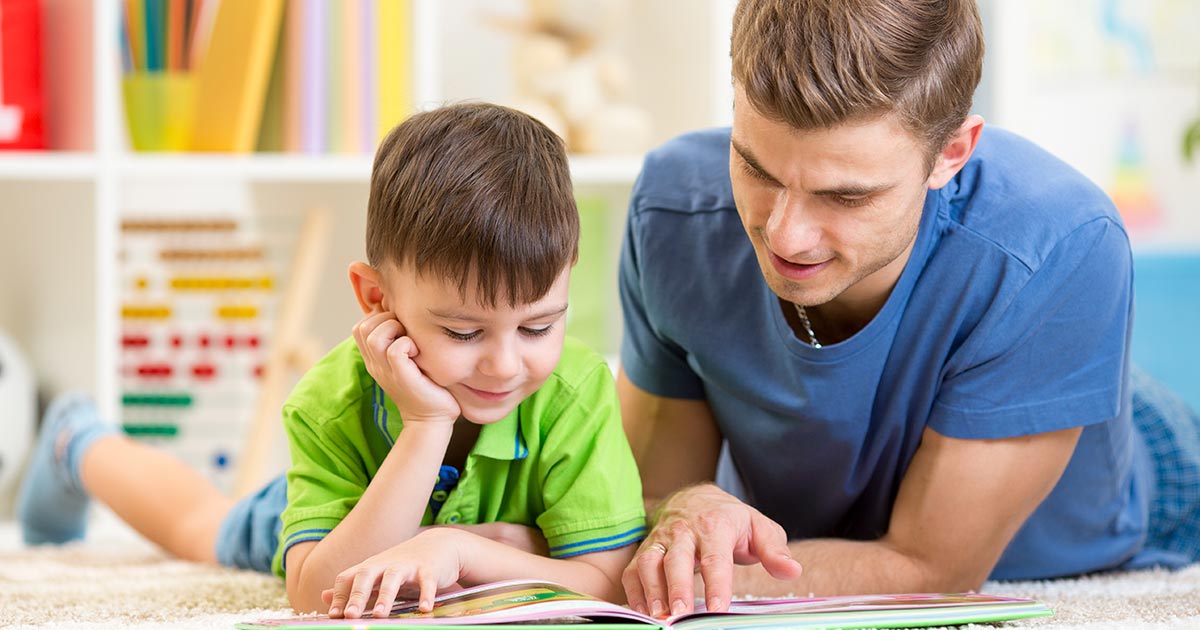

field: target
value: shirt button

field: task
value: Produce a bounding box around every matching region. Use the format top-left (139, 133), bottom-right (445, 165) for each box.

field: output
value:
top-left (447, 514), bottom-right (459, 523)
top-left (432, 490), bottom-right (448, 502)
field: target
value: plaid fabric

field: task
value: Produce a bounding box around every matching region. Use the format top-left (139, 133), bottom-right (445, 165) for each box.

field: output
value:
top-left (1132, 366), bottom-right (1200, 562)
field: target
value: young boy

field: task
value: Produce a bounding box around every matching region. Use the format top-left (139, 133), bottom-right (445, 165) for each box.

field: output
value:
top-left (18, 103), bottom-right (647, 618)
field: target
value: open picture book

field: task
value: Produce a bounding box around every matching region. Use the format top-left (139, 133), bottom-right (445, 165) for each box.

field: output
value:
top-left (237, 579), bottom-right (1053, 630)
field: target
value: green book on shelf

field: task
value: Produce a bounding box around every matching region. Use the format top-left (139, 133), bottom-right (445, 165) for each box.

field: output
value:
top-left (236, 579), bottom-right (1052, 630)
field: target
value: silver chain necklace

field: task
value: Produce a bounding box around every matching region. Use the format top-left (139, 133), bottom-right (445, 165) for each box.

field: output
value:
top-left (793, 303), bottom-right (822, 348)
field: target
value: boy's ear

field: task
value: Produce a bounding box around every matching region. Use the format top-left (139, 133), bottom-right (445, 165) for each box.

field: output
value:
top-left (348, 261), bottom-right (387, 314)
top-left (926, 114), bottom-right (984, 190)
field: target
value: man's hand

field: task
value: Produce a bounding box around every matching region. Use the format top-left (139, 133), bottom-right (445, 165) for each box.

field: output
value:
top-left (352, 308), bottom-right (460, 424)
top-left (622, 484), bottom-right (802, 616)
top-left (327, 528), bottom-right (466, 619)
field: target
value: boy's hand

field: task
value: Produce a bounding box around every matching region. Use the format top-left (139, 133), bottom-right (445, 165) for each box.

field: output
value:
top-left (353, 309), bottom-right (460, 424)
top-left (327, 528), bottom-right (467, 619)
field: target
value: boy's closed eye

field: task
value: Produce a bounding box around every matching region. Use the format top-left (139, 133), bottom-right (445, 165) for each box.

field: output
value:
top-left (441, 325), bottom-right (556, 342)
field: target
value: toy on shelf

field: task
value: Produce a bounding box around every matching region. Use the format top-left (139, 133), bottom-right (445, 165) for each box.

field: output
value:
top-left (118, 214), bottom-right (280, 493)
top-left (495, 0), bottom-right (651, 154)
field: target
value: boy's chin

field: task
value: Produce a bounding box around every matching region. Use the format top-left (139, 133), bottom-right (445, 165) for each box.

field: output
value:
top-left (458, 405), bottom-right (516, 425)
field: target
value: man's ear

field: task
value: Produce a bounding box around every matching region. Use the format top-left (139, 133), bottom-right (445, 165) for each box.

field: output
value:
top-left (927, 114), bottom-right (984, 190)
top-left (348, 261), bottom-right (387, 315)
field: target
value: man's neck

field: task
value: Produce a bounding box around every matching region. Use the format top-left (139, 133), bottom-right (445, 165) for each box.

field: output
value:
top-left (797, 235), bottom-right (917, 345)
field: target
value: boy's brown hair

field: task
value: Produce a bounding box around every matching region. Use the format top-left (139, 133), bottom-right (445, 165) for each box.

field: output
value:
top-left (731, 0), bottom-right (984, 169)
top-left (367, 103), bottom-right (578, 307)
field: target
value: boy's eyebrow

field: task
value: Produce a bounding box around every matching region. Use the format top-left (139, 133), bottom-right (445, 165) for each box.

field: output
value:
top-left (428, 304), bottom-right (569, 322)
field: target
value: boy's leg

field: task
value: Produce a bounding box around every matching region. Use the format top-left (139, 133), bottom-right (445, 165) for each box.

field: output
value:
top-left (18, 394), bottom-right (234, 563)
top-left (80, 434), bottom-right (236, 563)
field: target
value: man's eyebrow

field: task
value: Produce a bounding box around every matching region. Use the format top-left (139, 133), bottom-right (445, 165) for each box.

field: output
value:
top-left (811, 183), bottom-right (894, 197)
top-left (731, 139), bottom-right (782, 183)
top-left (427, 304), bottom-right (569, 322)
top-left (732, 137), bottom-right (894, 198)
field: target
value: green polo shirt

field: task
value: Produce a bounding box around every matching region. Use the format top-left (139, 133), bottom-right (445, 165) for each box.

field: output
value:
top-left (271, 336), bottom-right (646, 577)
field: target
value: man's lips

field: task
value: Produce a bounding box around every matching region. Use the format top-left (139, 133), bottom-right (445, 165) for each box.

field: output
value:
top-left (769, 252), bottom-right (831, 280)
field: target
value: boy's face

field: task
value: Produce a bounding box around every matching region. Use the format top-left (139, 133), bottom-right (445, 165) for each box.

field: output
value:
top-left (380, 263), bottom-right (572, 425)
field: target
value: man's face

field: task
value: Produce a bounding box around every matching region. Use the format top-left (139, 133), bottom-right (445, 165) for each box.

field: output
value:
top-left (729, 90), bottom-right (934, 309)
top-left (382, 264), bottom-right (571, 424)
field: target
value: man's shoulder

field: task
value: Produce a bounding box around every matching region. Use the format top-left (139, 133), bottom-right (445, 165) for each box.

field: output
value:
top-left (633, 127), bottom-right (736, 216)
top-left (283, 337), bottom-right (373, 426)
top-left (948, 127), bottom-right (1128, 271)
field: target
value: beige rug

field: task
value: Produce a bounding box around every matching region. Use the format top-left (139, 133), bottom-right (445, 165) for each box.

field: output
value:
top-left (2, 511), bottom-right (1199, 630)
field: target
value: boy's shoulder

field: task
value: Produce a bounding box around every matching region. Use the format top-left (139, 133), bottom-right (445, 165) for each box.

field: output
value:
top-left (542, 336), bottom-right (613, 393)
top-left (282, 337), bottom-right (373, 424)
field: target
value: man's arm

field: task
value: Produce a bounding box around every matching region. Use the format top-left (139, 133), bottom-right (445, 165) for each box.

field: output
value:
top-left (617, 368), bottom-right (722, 509)
top-left (618, 371), bottom-right (802, 617)
top-left (727, 425), bottom-right (1083, 596)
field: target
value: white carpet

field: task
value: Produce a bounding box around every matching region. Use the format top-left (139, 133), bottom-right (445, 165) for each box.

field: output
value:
top-left (2, 510), bottom-right (1199, 629)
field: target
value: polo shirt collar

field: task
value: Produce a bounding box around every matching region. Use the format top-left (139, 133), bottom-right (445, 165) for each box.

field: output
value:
top-left (376, 383), bottom-right (529, 461)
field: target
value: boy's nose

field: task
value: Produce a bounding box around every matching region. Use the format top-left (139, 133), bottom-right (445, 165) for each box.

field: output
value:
top-left (480, 341), bottom-right (521, 381)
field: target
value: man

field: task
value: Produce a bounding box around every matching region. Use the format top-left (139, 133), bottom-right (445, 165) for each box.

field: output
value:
top-left (617, 0), bottom-right (1200, 618)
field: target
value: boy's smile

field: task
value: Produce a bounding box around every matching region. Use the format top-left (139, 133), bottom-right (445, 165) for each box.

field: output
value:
top-left (383, 263), bottom-right (572, 424)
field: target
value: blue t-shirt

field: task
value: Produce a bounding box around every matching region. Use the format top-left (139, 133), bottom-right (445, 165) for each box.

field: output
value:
top-left (619, 126), bottom-right (1160, 580)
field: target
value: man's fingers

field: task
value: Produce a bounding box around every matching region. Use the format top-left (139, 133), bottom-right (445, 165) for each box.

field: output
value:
top-left (696, 527), bottom-right (736, 613)
top-left (635, 542), bottom-right (670, 617)
top-left (663, 537), bottom-right (698, 616)
top-left (750, 513), bottom-right (803, 580)
top-left (621, 560), bottom-right (650, 615)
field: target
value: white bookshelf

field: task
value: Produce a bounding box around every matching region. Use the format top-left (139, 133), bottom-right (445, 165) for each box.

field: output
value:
top-left (0, 0), bottom-right (736, 423)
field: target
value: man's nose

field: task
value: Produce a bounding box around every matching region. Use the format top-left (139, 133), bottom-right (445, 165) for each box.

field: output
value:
top-left (765, 192), bottom-right (821, 255)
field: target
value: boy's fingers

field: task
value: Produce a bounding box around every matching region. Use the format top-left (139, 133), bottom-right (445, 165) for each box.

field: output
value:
top-left (328, 572), bottom-right (354, 617)
top-left (418, 573), bottom-right (439, 613)
top-left (373, 568), bottom-right (405, 619)
top-left (354, 311), bottom-right (395, 344)
top-left (365, 319), bottom-right (403, 359)
top-left (344, 569), bottom-right (381, 619)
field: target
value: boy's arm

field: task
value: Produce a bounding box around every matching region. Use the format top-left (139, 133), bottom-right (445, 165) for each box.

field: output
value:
top-left (327, 527), bottom-right (635, 619)
top-left (286, 421), bottom-right (453, 613)
top-left (286, 310), bottom-right (462, 612)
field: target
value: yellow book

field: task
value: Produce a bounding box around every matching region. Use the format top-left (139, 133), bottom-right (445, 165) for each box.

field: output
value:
top-left (190, 0), bottom-right (286, 152)
top-left (376, 0), bottom-right (411, 143)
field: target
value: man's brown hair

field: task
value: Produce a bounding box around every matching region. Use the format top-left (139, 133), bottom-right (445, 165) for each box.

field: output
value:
top-left (731, 0), bottom-right (984, 166)
top-left (366, 103), bottom-right (578, 307)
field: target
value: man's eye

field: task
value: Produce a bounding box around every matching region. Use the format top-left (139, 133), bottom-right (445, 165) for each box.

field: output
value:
top-left (742, 163), bottom-right (774, 182)
top-left (835, 196), bottom-right (870, 208)
top-left (442, 329), bottom-right (481, 342)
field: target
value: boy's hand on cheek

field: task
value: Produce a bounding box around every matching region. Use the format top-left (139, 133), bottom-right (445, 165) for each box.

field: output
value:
top-left (352, 310), bottom-right (461, 425)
